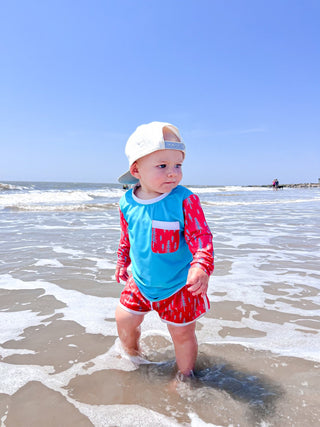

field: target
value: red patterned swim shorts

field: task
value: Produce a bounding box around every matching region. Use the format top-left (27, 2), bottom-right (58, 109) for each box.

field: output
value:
top-left (119, 276), bottom-right (210, 325)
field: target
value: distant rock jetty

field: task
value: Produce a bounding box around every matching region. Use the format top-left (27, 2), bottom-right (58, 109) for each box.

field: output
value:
top-left (256, 182), bottom-right (320, 189)
top-left (282, 182), bottom-right (320, 188)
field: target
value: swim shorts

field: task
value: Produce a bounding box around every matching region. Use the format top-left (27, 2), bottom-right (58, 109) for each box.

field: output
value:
top-left (119, 275), bottom-right (210, 325)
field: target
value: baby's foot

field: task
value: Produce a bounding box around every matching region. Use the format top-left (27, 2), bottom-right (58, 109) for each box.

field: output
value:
top-left (175, 370), bottom-right (195, 382)
top-left (167, 370), bottom-right (195, 393)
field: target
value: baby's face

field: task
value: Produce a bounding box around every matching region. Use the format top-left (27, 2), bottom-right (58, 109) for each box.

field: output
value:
top-left (134, 149), bottom-right (184, 198)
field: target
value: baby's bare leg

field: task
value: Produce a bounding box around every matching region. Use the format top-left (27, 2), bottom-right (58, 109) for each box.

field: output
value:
top-left (115, 305), bottom-right (145, 355)
top-left (167, 322), bottom-right (197, 376)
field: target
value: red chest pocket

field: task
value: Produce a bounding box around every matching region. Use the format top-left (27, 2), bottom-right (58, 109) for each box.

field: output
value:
top-left (151, 220), bottom-right (180, 254)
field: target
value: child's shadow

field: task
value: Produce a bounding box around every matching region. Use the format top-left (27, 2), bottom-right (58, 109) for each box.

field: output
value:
top-left (139, 353), bottom-right (282, 420)
top-left (195, 359), bottom-right (282, 416)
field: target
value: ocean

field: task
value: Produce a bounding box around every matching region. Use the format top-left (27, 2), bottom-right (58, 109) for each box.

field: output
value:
top-left (0, 181), bottom-right (319, 426)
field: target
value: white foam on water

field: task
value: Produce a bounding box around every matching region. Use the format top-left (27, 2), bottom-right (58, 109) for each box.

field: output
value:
top-left (0, 274), bottom-right (118, 336)
top-left (106, 337), bottom-right (157, 367)
top-left (0, 363), bottom-right (55, 395)
top-left (188, 186), bottom-right (231, 194)
top-left (34, 259), bottom-right (64, 267)
top-left (214, 252), bottom-right (320, 306)
top-left (189, 412), bottom-right (223, 427)
top-left (218, 230), bottom-right (281, 247)
top-left (0, 190), bottom-right (93, 207)
top-left (73, 403), bottom-right (181, 427)
top-left (52, 246), bottom-right (85, 257)
top-left (202, 251), bottom-right (320, 362)
top-left (0, 348), bottom-right (36, 358)
top-left (87, 257), bottom-right (116, 270)
top-left (0, 310), bottom-right (46, 344)
top-left (105, 245), bottom-right (115, 254)
top-left (88, 188), bottom-right (125, 199)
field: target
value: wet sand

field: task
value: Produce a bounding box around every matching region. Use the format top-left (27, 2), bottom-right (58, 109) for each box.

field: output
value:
top-left (1, 259), bottom-right (319, 426)
top-left (1, 298), bottom-right (319, 426)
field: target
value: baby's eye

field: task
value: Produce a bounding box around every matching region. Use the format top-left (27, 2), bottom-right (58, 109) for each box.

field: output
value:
top-left (158, 164), bottom-right (166, 169)
top-left (175, 164), bottom-right (182, 169)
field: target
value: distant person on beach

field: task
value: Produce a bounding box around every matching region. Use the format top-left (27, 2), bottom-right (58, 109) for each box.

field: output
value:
top-left (272, 179), bottom-right (279, 190)
top-left (115, 121), bottom-right (214, 380)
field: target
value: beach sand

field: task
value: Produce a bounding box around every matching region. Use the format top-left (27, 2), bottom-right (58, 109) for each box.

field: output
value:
top-left (0, 293), bottom-right (319, 426)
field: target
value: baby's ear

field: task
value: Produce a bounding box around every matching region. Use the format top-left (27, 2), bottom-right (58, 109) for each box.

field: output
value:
top-left (163, 125), bottom-right (181, 142)
top-left (130, 162), bottom-right (140, 179)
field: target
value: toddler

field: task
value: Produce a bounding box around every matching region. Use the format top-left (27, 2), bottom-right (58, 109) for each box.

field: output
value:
top-left (115, 121), bottom-right (214, 378)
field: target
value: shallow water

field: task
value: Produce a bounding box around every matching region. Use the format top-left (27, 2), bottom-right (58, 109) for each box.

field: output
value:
top-left (0, 182), bottom-right (319, 426)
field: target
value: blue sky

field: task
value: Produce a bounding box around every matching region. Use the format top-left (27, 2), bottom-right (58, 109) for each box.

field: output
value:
top-left (0, 0), bottom-right (319, 185)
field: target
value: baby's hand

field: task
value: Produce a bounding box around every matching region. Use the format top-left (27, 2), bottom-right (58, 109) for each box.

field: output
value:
top-left (187, 267), bottom-right (209, 296)
top-left (115, 265), bottom-right (129, 283)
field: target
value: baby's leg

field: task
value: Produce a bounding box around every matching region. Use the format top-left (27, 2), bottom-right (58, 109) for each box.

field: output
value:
top-left (115, 305), bottom-right (145, 356)
top-left (167, 322), bottom-right (197, 376)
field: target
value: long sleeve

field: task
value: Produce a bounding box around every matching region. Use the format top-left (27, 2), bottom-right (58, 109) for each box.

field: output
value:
top-left (116, 209), bottom-right (131, 268)
top-left (183, 194), bottom-right (214, 276)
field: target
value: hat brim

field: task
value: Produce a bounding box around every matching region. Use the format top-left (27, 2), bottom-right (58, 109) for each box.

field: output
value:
top-left (118, 170), bottom-right (139, 184)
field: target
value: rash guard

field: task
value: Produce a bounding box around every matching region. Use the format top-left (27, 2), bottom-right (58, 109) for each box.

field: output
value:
top-left (117, 185), bottom-right (214, 301)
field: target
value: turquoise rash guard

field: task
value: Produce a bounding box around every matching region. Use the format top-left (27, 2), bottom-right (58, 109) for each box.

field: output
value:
top-left (117, 185), bottom-right (214, 301)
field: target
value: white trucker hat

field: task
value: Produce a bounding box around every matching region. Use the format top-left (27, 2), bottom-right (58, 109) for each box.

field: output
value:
top-left (118, 121), bottom-right (186, 184)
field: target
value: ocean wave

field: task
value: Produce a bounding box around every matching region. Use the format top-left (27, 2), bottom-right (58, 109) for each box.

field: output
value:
top-left (88, 188), bottom-right (125, 199)
top-left (0, 190), bottom-right (94, 205)
top-left (3, 202), bottom-right (118, 212)
top-left (0, 182), bottom-right (29, 191)
top-left (0, 187), bottom-right (124, 210)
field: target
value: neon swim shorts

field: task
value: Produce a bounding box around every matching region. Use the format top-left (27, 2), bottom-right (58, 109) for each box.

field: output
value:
top-left (119, 275), bottom-right (210, 325)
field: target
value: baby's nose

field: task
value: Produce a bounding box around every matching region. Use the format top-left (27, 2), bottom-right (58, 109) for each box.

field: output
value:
top-left (167, 167), bottom-right (177, 176)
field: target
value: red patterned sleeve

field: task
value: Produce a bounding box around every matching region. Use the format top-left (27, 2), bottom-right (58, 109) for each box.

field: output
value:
top-left (116, 209), bottom-right (131, 268)
top-left (183, 194), bottom-right (214, 276)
